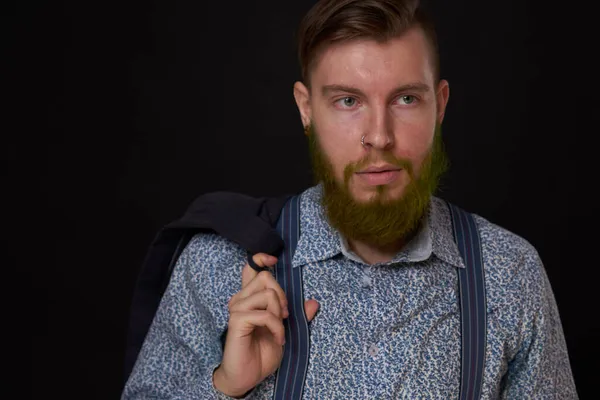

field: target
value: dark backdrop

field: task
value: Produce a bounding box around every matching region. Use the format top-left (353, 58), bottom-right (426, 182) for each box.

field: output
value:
top-left (5, 0), bottom-right (597, 398)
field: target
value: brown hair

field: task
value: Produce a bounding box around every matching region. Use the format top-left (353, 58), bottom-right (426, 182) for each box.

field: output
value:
top-left (296, 0), bottom-right (439, 88)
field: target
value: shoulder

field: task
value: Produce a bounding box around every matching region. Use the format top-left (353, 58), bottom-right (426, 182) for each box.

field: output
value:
top-left (171, 232), bottom-right (247, 323)
top-left (179, 231), bottom-right (247, 287)
top-left (432, 197), bottom-right (548, 311)
top-left (469, 211), bottom-right (548, 312)
top-left (467, 211), bottom-right (567, 366)
top-left (473, 212), bottom-right (541, 269)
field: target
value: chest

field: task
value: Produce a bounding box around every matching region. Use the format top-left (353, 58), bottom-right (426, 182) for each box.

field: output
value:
top-left (298, 258), bottom-right (463, 398)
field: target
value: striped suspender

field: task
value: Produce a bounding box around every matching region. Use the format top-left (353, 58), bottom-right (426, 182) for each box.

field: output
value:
top-left (273, 196), bottom-right (308, 400)
top-left (271, 197), bottom-right (487, 400)
top-left (448, 202), bottom-right (487, 400)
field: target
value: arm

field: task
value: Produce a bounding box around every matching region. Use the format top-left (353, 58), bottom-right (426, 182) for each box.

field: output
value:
top-left (121, 234), bottom-right (254, 400)
top-left (499, 249), bottom-right (578, 399)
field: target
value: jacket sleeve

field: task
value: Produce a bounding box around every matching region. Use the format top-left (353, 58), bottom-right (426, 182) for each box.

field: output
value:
top-left (121, 233), bottom-right (257, 399)
top-left (499, 249), bottom-right (578, 399)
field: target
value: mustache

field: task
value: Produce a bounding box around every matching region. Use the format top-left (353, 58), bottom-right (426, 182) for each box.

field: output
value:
top-left (343, 152), bottom-right (414, 185)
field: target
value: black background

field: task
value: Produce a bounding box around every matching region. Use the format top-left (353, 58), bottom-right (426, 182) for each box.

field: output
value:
top-left (5, 0), bottom-right (598, 398)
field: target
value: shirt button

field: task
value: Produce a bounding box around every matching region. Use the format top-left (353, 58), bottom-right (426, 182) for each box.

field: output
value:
top-left (368, 344), bottom-right (379, 356)
top-left (361, 275), bottom-right (372, 288)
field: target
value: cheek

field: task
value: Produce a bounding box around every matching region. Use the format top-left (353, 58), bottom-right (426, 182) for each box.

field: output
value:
top-left (383, 127), bottom-right (434, 182)
top-left (394, 121), bottom-right (434, 154)
top-left (315, 117), bottom-right (364, 179)
top-left (319, 133), bottom-right (356, 180)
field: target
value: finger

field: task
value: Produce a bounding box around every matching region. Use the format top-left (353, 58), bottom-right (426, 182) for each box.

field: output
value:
top-left (304, 299), bottom-right (320, 322)
top-left (231, 270), bottom-right (288, 313)
top-left (229, 288), bottom-right (285, 319)
top-left (229, 310), bottom-right (286, 346)
top-left (241, 253), bottom-right (278, 288)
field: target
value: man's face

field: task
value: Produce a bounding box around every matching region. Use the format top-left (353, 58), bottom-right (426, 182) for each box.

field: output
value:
top-left (295, 26), bottom-right (449, 204)
top-left (294, 26), bottom-right (450, 245)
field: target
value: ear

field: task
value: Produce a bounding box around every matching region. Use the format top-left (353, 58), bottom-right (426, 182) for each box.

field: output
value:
top-left (435, 79), bottom-right (450, 124)
top-left (293, 81), bottom-right (312, 131)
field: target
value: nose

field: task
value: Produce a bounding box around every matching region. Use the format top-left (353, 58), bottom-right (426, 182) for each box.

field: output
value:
top-left (362, 109), bottom-right (394, 150)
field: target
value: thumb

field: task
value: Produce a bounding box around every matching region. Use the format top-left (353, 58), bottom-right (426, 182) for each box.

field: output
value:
top-left (304, 299), bottom-right (320, 322)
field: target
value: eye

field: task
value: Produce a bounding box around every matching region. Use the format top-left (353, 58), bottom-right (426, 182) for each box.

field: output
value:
top-left (398, 95), bottom-right (417, 105)
top-left (336, 97), bottom-right (357, 108)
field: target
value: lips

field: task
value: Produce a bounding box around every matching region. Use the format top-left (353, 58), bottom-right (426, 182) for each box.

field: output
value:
top-left (355, 165), bottom-right (402, 186)
top-left (357, 164), bottom-right (402, 174)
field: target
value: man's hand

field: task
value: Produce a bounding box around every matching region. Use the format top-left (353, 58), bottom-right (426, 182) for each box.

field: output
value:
top-left (213, 253), bottom-right (319, 398)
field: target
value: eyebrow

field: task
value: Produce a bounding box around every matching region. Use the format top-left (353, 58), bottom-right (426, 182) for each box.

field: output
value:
top-left (321, 82), bottom-right (431, 99)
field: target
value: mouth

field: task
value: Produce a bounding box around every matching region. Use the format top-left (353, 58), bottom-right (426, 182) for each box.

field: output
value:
top-left (357, 165), bottom-right (403, 174)
top-left (355, 166), bottom-right (403, 186)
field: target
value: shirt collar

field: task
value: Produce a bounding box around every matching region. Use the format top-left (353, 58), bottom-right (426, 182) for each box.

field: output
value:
top-left (291, 184), bottom-right (465, 269)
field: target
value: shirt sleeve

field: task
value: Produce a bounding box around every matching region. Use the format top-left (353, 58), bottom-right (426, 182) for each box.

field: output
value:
top-left (121, 234), bottom-right (258, 399)
top-left (499, 249), bottom-right (578, 399)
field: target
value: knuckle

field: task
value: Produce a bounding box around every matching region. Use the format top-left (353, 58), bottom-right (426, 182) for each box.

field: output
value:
top-left (265, 288), bottom-right (279, 301)
top-left (273, 285), bottom-right (286, 302)
top-left (261, 310), bottom-right (274, 320)
top-left (277, 285), bottom-right (287, 299)
top-left (263, 311), bottom-right (278, 323)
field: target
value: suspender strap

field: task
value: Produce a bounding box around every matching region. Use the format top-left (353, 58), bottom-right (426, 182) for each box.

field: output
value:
top-left (273, 196), bottom-right (308, 400)
top-left (447, 202), bottom-right (487, 400)
top-left (270, 198), bottom-right (486, 399)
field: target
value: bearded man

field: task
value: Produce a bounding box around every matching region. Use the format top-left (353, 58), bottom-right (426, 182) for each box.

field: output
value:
top-left (122, 1), bottom-right (577, 399)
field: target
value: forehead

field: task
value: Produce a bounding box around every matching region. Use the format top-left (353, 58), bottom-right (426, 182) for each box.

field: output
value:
top-left (311, 27), bottom-right (434, 92)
